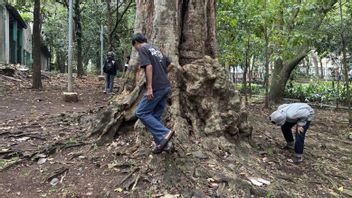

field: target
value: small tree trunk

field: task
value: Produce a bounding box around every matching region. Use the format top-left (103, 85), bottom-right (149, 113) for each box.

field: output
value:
top-left (225, 61), bottom-right (230, 81)
top-left (243, 63), bottom-right (248, 106)
top-left (57, 51), bottom-right (66, 73)
top-left (319, 56), bottom-right (324, 79)
top-left (95, 50), bottom-right (101, 75)
top-left (304, 58), bottom-right (310, 76)
top-left (264, 1), bottom-right (270, 108)
top-left (106, 0), bottom-right (113, 51)
top-left (336, 77), bottom-right (340, 109)
top-left (339, 0), bottom-right (352, 125)
top-left (32, 0), bottom-right (42, 89)
top-left (312, 53), bottom-right (320, 78)
top-left (249, 55), bottom-right (255, 98)
top-left (242, 38), bottom-right (250, 106)
top-left (74, 0), bottom-right (84, 77)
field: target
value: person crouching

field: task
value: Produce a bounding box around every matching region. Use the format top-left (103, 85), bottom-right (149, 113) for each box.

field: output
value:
top-left (269, 103), bottom-right (315, 164)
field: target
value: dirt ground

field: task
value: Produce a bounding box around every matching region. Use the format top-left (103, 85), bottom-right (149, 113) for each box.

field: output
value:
top-left (0, 74), bottom-right (351, 198)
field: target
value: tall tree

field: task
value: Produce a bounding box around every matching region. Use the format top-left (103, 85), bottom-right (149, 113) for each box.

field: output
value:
top-left (32, 0), bottom-right (42, 89)
top-left (90, 0), bottom-right (252, 147)
top-left (263, 0), bottom-right (270, 108)
top-left (269, 0), bottom-right (337, 102)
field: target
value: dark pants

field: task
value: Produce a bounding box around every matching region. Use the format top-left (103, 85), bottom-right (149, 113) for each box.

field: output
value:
top-left (281, 121), bottom-right (311, 155)
top-left (135, 86), bottom-right (171, 145)
top-left (105, 73), bottom-right (115, 93)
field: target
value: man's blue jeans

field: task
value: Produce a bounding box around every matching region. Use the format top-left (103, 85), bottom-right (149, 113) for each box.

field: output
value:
top-left (281, 121), bottom-right (311, 155)
top-left (105, 74), bottom-right (115, 93)
top-left (135, 86), bottom-right (171, 145)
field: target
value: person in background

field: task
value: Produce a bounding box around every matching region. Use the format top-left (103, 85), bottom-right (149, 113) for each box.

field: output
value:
top-left (123, 55), bottom-right (130, 78)
top-left (269, 103), bottom-right (315, 164)
top-left (103, 51), bottom-right (117, 94)
top-left (125, 55), bottom-right (130, 73)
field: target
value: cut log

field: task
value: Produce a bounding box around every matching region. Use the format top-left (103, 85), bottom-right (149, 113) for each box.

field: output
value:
top-left (98, 75), bottom-right (105, 81)
top-left (63, 92), bottom-right (79, 102)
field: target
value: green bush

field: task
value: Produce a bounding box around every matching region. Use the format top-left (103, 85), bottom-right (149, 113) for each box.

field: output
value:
top-left (235, 83), bottom-right (263, 95)
top-left (285, 79), bottom-right (352, 104)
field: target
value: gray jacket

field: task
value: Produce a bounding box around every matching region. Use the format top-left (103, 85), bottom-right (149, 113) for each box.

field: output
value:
top-left (270, 103), bottom-right (315, 126)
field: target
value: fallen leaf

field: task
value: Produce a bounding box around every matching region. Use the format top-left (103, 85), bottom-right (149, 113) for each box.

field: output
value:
top-left (114, 187), bottom-right (123, 192)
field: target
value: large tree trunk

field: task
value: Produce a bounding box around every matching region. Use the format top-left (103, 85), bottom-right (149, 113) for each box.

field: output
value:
top-left (90, 0), bottom-right (252, 145)
top-left (32, 0), bottom-right (42, 89)
top-left (269, 47), bottom-right (309, 103)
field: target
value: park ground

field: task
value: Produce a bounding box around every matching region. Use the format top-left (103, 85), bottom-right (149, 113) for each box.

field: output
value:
top-left (0, 74), bottom-right (351, 198)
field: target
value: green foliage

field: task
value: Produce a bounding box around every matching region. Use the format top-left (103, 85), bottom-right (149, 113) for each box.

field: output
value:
top-left (235, 83), bottom-right (263, 95)
top-left (285, 79), bottom-right (352, 104)
top-left (19, 12), bottom-right (32, 22)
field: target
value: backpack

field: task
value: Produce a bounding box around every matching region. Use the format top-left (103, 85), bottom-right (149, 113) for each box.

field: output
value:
top-left (104, 60), bottom-right (115, 73)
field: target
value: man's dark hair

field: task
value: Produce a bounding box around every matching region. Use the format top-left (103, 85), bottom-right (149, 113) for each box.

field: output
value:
top-left (132, 33), bottom-right (147, 45)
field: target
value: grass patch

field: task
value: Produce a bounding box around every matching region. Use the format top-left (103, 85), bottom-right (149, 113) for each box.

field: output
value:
top-left (0, 157), bottom-right (20, 171)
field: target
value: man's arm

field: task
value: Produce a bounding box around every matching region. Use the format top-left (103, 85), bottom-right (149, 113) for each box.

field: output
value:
top-left (167, 63), bottom-right (173, 73)
top-left (145, 64), bottom-right (153, 100)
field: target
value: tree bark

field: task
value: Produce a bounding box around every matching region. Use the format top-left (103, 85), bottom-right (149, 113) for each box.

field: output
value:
top-left (90, 0), bottom-right (252, 145)
top-left (339, 0), bottom-right (352, 125)
top-left (264, 0), bottom-right (270, 108)
top-left (249, 55), bottom-right (255, 98)
top-left (74, 0), bottom-right (84, 77)
top-left (106, 0), bottom-right (113, 51)
top-left (319, 56), bottom-right (324, 79)
top-left (57, 51), bottom-right (66, 73)
top-left (32, 0), bottom-right (42, 89)
top-left (243, 38), bottom-right (250, 106)
top-left (269, 47), bottom-right (309, 103)
top-left (305, 58), bottom-right (310, 76)
top-left (312, 53), bottom-right (320, 77)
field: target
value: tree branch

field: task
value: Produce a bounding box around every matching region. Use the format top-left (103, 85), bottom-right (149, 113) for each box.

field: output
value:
top-left (55, 0), bottom-right (68, 8)
top-left (111, 0), bottom-right (134, 36)
top-left (287, 0), bottom-right (301, 31)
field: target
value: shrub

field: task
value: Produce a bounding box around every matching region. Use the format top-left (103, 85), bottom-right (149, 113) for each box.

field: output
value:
top-left (285, 79), bottom-right (352, 105)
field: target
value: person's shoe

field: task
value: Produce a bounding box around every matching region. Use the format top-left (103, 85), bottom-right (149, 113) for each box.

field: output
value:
top-left (282, 143), bottom-right (294, 150)
top-left (163, 142), bottom-right (174, 153)
top-left (152, 146), bottom-right (163, 154)
top-left (288, 156), bottom-right (303, 165)
top-left (152, 142), bottom-right (174, 154)
top-left (158, 130), bottom-right (175, 151)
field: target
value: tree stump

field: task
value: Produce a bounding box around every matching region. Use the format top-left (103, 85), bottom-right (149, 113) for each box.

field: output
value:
top-left (63, 92), bottom-right (79, 103)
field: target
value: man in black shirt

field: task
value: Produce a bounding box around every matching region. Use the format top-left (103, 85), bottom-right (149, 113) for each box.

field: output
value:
top-left (103, 51), bottom-right (117, 94)
top-left (132, 33), bottom-right (174, 154)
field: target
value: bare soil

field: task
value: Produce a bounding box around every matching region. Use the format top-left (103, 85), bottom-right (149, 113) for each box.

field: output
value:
top-left (0, 74), bottom-right (351, 198)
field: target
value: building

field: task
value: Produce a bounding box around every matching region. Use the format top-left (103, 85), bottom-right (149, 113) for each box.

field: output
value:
top-left (0, 4), bottom-right (50, 69)
top-left (0, 4), bottom-right (31, 65)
